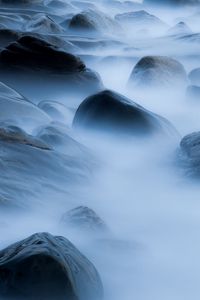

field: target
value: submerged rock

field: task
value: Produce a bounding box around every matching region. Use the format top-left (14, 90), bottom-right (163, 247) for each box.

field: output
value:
top-left (0, 35), bottom-right (102, 101)
top-left (128, 56), bottom-right (188, 90)
top-left (0, 232), bottom-right (103, 300)
top-left (73, 90), bottom-right (177, 138)
top-left (61, 206), bottom-right (109, 236)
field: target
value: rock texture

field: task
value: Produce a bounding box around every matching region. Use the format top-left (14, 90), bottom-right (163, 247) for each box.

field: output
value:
top-left (0, 232), bottom-right (103, 300)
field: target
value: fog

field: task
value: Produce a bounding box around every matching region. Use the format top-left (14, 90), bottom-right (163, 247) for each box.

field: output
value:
top-left (0, 0), bottom-right (200, 299)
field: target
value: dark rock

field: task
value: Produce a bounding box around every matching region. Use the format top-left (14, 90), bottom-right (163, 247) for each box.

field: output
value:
top-left (0, 29), bottom-right (20, 47)
top-left (189, 68), bottom-right (200, 86)
top-left (0, 35), bottom-right (102, 101)
top-left (61, 206), bottom-right (109, 235)
top-left (0, 35), bottom-right (85, 71)
top-left (73, 89), bottom-right (177, 138)
top-left (0, 232), bottom-right (103, 300)
top-left (128, 56), bottom-right (188, 90)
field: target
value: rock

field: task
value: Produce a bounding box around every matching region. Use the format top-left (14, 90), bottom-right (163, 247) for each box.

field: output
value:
top-left (69, 9), bottom-right (121, 36)
top-left (0, 35), bottom-right (102, 101)
top-left (0, 232), bottom-right (103, 300)
top-left (178, 132), bottom-right (200, 177)
top-left (128, 56), bottom-right (188, 90)
top-left (0, 81), bottom-right (50, 131)
top-left (24, 13), bottom-right (64, 34)
top-left (73, 90), bottom-right (177, 138)
top-left (0, 122), bottom-right (50, 150)
top-left (61, 206), bottom-right (109, 235)
top-left (167, 22), bottom-right (192, 36)
top-left (115, 10), bottom-right (167, 35)
top-left (189, 68), bottom-right (200, 86)
top-left (0, 29), bottom-right (20, 47)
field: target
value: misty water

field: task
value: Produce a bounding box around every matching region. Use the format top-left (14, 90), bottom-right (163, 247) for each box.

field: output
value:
top-left (0, 0), bottom-right (200, 299)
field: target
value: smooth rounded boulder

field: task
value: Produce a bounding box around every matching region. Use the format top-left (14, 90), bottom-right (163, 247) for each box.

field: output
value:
top-left (73, 90), bottom-right (177, 138)
top-left (0, 232), bottom-right (103, 300)
top-left (128, 55), bottom-right (188, 90)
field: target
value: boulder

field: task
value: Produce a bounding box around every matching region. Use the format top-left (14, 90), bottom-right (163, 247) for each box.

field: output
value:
top-left (61, 206), bottom-right (109, 235)
top-left (69, 9), bottom-right (121, 36)
top-left (73, 90), bottom-right (177, 138)
top-left (178, 132), bottom-right (200, 177)
top-left (0, 35), bottom-right (102, 101)
top-left (0, 232), bottom-right (103, 300)
top-left (128, 56), bottom-right (188, 90)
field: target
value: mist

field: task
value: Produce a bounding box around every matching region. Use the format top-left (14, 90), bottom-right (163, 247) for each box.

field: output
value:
top-left (0, 0), bottom-right (200, 299)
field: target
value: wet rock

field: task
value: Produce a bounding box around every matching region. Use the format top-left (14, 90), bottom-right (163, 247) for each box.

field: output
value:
top-left (69, 9), bottom-right (121, 36)
top-left (178, 132), bottom-right (200, 177)
top-left (0, 232), bottom-right (103, 300)
top-left (0, 29), bottom-right (20, 47)
top-left (0, 35), bottom-right (102, 101)
top-left (189, 68), bottom-right (200, 86)
top-left (61, 206), bottom-right (109, 236)
top-left (0, 123), bottom-right (50, 150)
top-left (73, 89), bottom-right (177, 138)
top-left (128, 56), bottom-right (188, 90)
